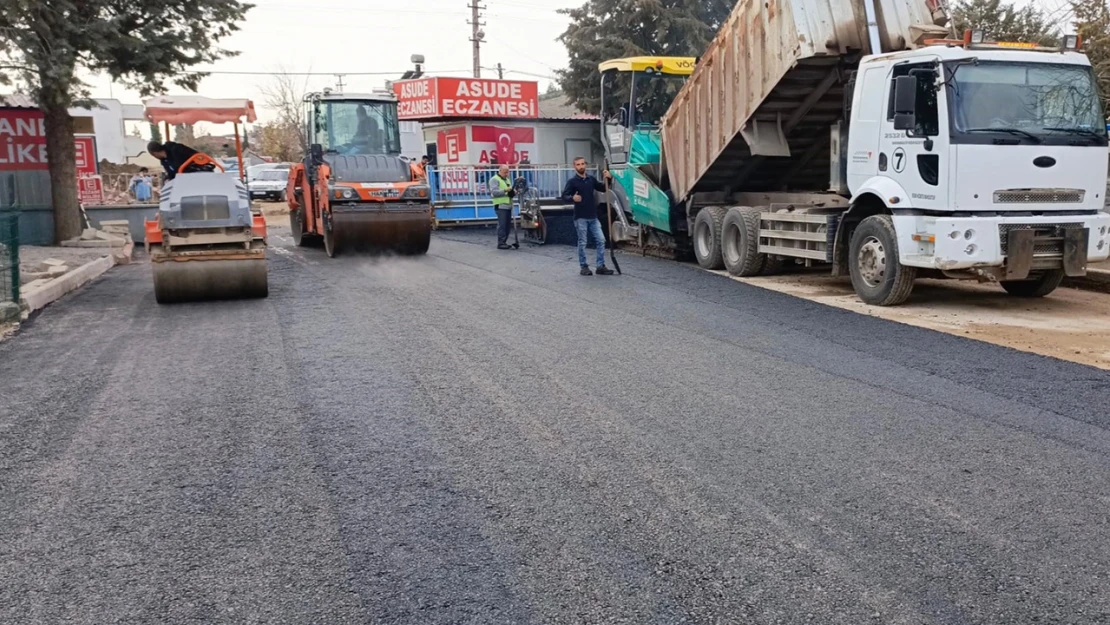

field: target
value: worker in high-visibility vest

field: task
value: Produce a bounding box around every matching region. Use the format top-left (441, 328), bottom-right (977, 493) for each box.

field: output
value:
top-left (490, 164), bottom-right (516, 250)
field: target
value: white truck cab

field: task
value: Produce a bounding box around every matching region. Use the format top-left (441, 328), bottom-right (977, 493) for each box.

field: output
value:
top-left (845, 37), bottom-right (1110, 294)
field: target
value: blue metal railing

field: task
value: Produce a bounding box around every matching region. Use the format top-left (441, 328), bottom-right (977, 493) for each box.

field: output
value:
top-left (427, 164), bottom-right (597, 225)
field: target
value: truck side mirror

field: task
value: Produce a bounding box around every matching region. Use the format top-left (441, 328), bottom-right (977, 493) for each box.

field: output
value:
top-left (892, 76), bottom-right (917, 131)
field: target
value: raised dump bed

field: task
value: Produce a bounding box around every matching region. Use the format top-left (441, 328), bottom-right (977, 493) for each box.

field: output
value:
top-left (659, 0), bottom-right (948, 200)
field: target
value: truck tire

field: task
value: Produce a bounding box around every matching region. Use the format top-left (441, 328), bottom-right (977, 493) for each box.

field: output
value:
top-left (762, 254), bottom-right (785, 275)
top-left (1000, 269), bottom-right (1064, 297)
top-left (722, 206), bottom-right (765, 276)
top-left (693, 206), bottom-right (726, 269)
top-left (849, 215), bottom-right (916, 306)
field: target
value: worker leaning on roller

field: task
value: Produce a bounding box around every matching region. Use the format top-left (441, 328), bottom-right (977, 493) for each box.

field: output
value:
top-left (147, 140), bottom-right (212, 181)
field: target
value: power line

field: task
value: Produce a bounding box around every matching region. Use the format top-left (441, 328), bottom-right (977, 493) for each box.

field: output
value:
top-left (482, 66), bottom-right (557, 80)
top-left (175, 69), bottom-right (473, 76)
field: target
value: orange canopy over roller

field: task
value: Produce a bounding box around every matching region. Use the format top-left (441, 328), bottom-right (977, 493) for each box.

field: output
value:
top-left (143, 96), bottom-right (257, 124)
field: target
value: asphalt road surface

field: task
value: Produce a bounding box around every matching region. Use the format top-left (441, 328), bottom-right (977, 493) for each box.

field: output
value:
top-left (3, 228), bottom-right (1110, 625)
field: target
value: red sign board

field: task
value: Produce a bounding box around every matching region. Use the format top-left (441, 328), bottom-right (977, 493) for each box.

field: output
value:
top-left (0, 109), bottom-right (49, 170)
top-left (0, 110), bottom-right (100, 174)
top-left (74, 135), bottom-right (98, 177)
top-left (77, 175), bottom-right (104, 205)
top-left (394, 77), bottom-right (539, 120)
top-left (436, 127), bottom-right (468, 163)
top-left (472, 125), bottom-right (535, 165)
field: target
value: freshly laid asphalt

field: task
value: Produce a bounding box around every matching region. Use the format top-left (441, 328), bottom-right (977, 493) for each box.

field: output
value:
top-left (2, 226), bottom-right (1109, 624)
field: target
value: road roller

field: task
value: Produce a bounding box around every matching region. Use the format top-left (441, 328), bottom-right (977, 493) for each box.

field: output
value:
top-left (287, 91), bottom-right (432, 257)
top-left (142, 96), bottom-right (268, 304)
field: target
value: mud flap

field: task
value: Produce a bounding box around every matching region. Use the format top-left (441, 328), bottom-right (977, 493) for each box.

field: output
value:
top-left (1063, 227), bottom-right (1089, 277)
top-left (1004, 228), bottom-right (1034, 281)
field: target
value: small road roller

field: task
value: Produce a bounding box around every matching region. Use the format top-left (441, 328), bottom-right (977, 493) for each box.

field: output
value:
top-left (142, 97), bottom-right (268, 304)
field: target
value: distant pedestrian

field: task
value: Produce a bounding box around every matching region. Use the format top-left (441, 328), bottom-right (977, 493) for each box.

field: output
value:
top-left (562, 157), bottom-right (613, 275)
top-left (489, 164), bottom-right (515, 250)
top-left (129, 167), bottom-right (153, 202)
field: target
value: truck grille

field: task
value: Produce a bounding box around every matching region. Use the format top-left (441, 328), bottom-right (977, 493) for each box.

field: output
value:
top-left (998, 223), bottom-right (1084, 256)
top-left (993, 189), bottom-right (1084, 204)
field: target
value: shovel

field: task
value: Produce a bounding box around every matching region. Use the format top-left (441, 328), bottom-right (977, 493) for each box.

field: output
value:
top-left (604, 175), bottom-right (622, 275)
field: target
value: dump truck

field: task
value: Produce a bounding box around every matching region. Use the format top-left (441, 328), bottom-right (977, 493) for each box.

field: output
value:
top-left (600, 0), bottom-right (1110, 305)
top-left (287, 90), bottom-right (432, 257)
top-left (143, 97), bottom-right (268, 304)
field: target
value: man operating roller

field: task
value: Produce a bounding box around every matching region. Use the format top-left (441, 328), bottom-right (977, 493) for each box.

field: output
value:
top-left (147, 140), bottom-right (212, 181)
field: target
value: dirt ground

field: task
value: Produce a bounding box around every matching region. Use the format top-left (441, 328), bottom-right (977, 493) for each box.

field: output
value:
top-left (717, 268), bottom-right (1110, 370)
top-left (257, 200), bottom-right (288, 226)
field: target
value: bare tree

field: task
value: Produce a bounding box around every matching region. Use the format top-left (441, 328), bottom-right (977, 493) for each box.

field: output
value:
top-left (260, 66), bottom-right (310, 161)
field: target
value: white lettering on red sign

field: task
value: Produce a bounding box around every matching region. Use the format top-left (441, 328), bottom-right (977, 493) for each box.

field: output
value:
top-left (441, 99), bottom-right (536, 118)
top-left (454, 80), bottom-right (523, 99)
top-left (394, 77), bottom-right (538, 120)
top-left (0, 111), bottom-right (49, 170)
top-left (77, 175), bottom-right (103, 205)
top-left (0, 111), bottom-right (99, 173)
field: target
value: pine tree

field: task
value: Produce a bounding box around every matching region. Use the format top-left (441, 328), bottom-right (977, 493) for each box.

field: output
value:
top-left (950, 0), bottom-right (1059, 46)
top-left (556, 0), bottom-right (733, 113)
top-left (0, 0), bottom-right (250, 242)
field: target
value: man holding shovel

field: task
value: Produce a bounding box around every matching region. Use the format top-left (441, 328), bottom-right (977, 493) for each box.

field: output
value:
top-left (562, 157), bottom-right (614, 276)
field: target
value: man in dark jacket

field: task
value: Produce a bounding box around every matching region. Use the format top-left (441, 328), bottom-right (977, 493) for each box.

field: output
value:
top-left (562, 157), bottom-right (614, 275)
top-left (147, 140), bottom-right (208, 180)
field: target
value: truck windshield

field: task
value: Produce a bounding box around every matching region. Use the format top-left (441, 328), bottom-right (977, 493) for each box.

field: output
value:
top-left (320, 100), bottom-right (402, 155)
top-left (947, 61), bottom-right (1106, 145)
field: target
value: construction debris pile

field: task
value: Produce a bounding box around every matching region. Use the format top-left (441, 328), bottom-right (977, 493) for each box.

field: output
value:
top-left (20, 258), bottom-right (76, 292)
top-left (58, 220), bottom-right (134, 265)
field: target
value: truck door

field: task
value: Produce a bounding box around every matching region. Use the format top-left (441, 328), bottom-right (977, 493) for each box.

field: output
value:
top-left (878, 60), bottom-right (947, 210)
top-left (846, 66), bottom-right (886, 191)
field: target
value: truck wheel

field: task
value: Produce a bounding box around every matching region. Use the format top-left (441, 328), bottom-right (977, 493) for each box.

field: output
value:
top-left (762, 254), bottom-right (785, 275)
top-left (722, 206), bottom-right (765, 276)
top-left (290, 207), bottom-right (305, 245)
top-left (849, 215), bottom-right (916, 306)
top-left (693, 206), bottom-right (726, 269)
top-left (1000, 269), bottom-right (1064, 297)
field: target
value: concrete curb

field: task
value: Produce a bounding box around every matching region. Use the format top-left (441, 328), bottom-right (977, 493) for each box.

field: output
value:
top-left (19, 255), bottom-right (116, 315)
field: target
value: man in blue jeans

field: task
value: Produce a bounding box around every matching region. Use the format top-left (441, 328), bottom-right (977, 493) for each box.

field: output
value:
top-left (562, 157), bottom-right (614, 276)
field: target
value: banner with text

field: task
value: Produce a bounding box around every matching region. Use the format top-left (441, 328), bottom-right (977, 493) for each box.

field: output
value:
top-left (394, 77), bottom-right (539, 120)
top-left (471, 125), bottom-right (535, 165)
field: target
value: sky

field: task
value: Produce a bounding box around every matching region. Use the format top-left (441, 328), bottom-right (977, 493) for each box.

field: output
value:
top-left (91, 0), bottom-right (582, 130)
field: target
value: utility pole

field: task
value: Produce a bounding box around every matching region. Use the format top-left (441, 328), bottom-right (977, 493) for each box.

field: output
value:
top-left (335, 74), bottom-right (346, 92)
top-left (468, 0), bottom-right (486, 78)
top-left (496, 63), bottom-right (504, 79)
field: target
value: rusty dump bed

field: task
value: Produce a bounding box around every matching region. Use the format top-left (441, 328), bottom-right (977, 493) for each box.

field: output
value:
top-left (660, 0), bottom-right (946, 200)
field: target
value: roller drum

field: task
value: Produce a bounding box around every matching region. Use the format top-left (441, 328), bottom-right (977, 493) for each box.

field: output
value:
top-left (152, 257), bottom-right (269, 304)
top-left (328, 208), bottom-right (431, 256)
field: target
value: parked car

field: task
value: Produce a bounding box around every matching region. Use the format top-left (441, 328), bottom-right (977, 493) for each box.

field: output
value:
top-left (248, 168), bottom-right (290, 201)
top-left (246, 162), bottom-right (291, 182)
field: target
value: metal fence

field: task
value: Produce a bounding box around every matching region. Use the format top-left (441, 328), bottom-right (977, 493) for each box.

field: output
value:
top-left (428, 164), bottom-right (594, 225)
top-left (429, 164), bottom-right (593, 204)
top-left (0, 212), bottom-right (19, 311)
